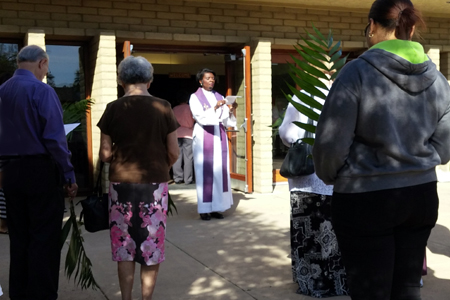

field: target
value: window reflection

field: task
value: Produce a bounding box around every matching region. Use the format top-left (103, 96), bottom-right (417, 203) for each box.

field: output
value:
top-left (46, 45), bottom-right (84, 104)
top-left (272, 63), bottom-right (293, 170)
top-left (0, 43), bottom-right (18, 85)
top-left (47, 45), bottom-right (89, 191)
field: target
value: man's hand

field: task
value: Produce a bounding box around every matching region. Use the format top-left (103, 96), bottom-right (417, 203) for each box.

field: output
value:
top-left (65, 183), bottom-right (78, 200)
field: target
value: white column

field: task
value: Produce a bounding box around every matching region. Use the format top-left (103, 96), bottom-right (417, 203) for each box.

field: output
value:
top-left (89, 32), bottom-right (118, 192)
top-left (24, 29), bottom-right (46, 82)
top-left (426, 46), bottom-right (440, 70)
top-left (251, 38), bottom-right (273, 193)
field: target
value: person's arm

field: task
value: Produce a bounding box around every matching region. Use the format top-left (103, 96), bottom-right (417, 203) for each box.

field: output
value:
top-left (312, 79), bottom-right (358, 185)
top-left (99, 133), bottom-right (113, 163)
top-left (430, 100), bottom-right (450, 165)
top-left (38, 87), bottom-right (78, 197)
top-left (189, 94), bottom-right (220, 126)
top-left (167, 131), bottom-right (179, 167)
top-left (279, 96), bottom-right (306, 147)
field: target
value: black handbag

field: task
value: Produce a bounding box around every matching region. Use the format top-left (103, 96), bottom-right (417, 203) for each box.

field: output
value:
top-left (78, 162), bottom-right (109, 232)
top-left (279, 120), bottom-right (315, 178)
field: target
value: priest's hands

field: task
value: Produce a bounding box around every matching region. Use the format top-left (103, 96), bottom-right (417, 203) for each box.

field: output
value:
top-left (229, 102), bottom-right (238, 113)
top-left (214, 99), bottom-right (226, 110)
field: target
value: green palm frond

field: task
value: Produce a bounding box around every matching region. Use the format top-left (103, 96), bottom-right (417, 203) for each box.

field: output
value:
top-left (62, 99), bottom-right (94, 141)
top-left (61, 98), bottom-right (100, 290)
top-left (285, 23), bottom-right (348, 144)
top-left (167, 192), bottom-right (178, 216)
top-left (62, 99), bottom-right (94, 124)
top-left (61, 200), bottom-right (100, 290)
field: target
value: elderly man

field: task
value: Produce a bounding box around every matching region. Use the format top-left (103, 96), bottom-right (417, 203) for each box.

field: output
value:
top-left (0, 45), bottom-right (78, 300)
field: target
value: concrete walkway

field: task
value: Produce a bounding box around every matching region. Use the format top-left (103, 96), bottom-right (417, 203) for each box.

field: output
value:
top-left (1, 183), bottom-right (450, 299)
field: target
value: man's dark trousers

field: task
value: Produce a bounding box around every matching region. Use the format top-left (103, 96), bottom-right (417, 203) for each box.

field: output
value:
top-left (173, 138), bottom-right (194, 184)
top-left (3, 156), bottom-right (65, 300)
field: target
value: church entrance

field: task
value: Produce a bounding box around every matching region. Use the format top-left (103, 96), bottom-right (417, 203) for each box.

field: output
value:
top-left (120, 43), bottom-right (253, 193)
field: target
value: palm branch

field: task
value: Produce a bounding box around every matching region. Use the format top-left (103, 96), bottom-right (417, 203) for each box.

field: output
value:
top-left (60, 201), bottom-right (100, 289)
top-left (61, 98), bottom-right (100, 289)
top-left (285, 24), bottom-right (348, 145)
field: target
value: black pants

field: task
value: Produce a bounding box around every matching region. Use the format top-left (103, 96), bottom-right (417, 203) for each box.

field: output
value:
top-left (3, 156), bottom-right (65, 300)
top-left (332, 182), bottom-right (438, 300)
top-left (172, 138), bottom-right (194, 184)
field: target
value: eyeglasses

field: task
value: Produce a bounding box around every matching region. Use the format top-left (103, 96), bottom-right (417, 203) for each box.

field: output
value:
top-left (363, 22), bottom-right (370, 37)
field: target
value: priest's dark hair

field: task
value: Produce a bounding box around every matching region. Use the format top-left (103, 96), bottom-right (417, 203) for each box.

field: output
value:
top-left (196, 68), bottom-right (216, 83)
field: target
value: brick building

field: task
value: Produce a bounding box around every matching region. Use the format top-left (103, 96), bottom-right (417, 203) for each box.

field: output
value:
top-left (1, 0), bottom-right (449, 193)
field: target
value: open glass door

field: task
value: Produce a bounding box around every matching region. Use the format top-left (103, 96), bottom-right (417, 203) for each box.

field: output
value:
top-left (226, 46), bottom-right (252, 193)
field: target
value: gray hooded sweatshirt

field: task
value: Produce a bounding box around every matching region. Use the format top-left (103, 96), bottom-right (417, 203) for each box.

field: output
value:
top-left (313, 40), bottom-right (450, 193)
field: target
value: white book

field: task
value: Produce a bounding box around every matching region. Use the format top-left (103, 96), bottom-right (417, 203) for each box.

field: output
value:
top-left (225, 95), bottom-right (241, 105)
top-left (64, 123), bottom-right (80, 136)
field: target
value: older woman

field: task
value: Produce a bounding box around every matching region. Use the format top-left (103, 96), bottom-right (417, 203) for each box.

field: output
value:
top-left (189, 68), bottom-right (237, 221)
top-left (313, 0), bottom-right (450, 299)
top-left (97, 56), bottom-right (179, 300)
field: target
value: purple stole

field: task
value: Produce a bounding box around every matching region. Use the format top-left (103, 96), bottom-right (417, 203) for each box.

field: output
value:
top-left (194, 87), bottom-right (229, 203)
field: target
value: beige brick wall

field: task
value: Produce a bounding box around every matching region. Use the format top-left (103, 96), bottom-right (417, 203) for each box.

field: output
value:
top-left (251, 39), bottom-right (273, 193)
top-left (2, 1), bottom-right (450, 49)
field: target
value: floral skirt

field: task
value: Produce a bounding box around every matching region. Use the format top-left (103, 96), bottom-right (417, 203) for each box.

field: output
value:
top-left (291, 191), bottom-right (349, 298)
top-left (109, 182), bottom-right (168, 266)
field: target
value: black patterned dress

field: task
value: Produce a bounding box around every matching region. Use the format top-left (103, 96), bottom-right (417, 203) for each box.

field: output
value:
top-left (291, 191), bottom-right (349, 297)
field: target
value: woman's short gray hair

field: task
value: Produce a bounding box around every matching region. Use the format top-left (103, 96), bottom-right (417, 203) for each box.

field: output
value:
top-left (117, 56), bottom-right (154, 85)
top-left (16, 45), bottom-right (49, 64)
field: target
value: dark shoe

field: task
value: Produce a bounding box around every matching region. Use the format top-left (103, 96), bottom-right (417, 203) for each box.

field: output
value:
top-left (210, 212), bottom-right (224, 219)
top-left (200, 213), bottom-right (211, 221)
top-left (175, 180), bottom-right (184, 184)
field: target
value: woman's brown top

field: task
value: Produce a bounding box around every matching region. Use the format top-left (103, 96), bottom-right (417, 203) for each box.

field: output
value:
top-left (97, 95), bottom-right (179, 183)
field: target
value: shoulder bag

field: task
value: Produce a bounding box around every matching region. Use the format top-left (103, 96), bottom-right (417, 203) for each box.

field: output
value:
top-left (78, 162), bottom-right (110, 232)
top-left (279, 119), bottom-right (315, 178)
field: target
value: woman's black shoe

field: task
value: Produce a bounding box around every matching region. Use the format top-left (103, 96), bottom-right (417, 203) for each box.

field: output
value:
top-left (210, 212), bottom-right (224, 219)
top-left (200, 213), bottom-right (211, 221)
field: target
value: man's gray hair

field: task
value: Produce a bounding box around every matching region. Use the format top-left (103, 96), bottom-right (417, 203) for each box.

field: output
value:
top-left (118, 56), bottom-right (154, 85)
top-left (16, 45), bottom-right (49, 64)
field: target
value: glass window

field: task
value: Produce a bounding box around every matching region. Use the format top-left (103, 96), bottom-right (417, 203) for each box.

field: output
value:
top-left (46, 45), bottom-right (89, 190)
top-left (46, 45), bottom-right (85, 103)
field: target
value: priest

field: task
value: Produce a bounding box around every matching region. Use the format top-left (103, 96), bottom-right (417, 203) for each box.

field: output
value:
top-left (189, 68), bottom-right (238, 221)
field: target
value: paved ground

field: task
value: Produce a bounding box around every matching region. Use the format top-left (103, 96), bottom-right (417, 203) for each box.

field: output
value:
top-left (1, 182), bottom-right (450, 299)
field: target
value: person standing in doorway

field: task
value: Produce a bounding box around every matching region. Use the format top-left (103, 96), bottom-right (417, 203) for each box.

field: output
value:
top-left (0, 45), bottom-right (78, 300)
top-left (172, 93), bottom-right (195, 185)
top-left (189, 68), bottom-right (237, 221)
